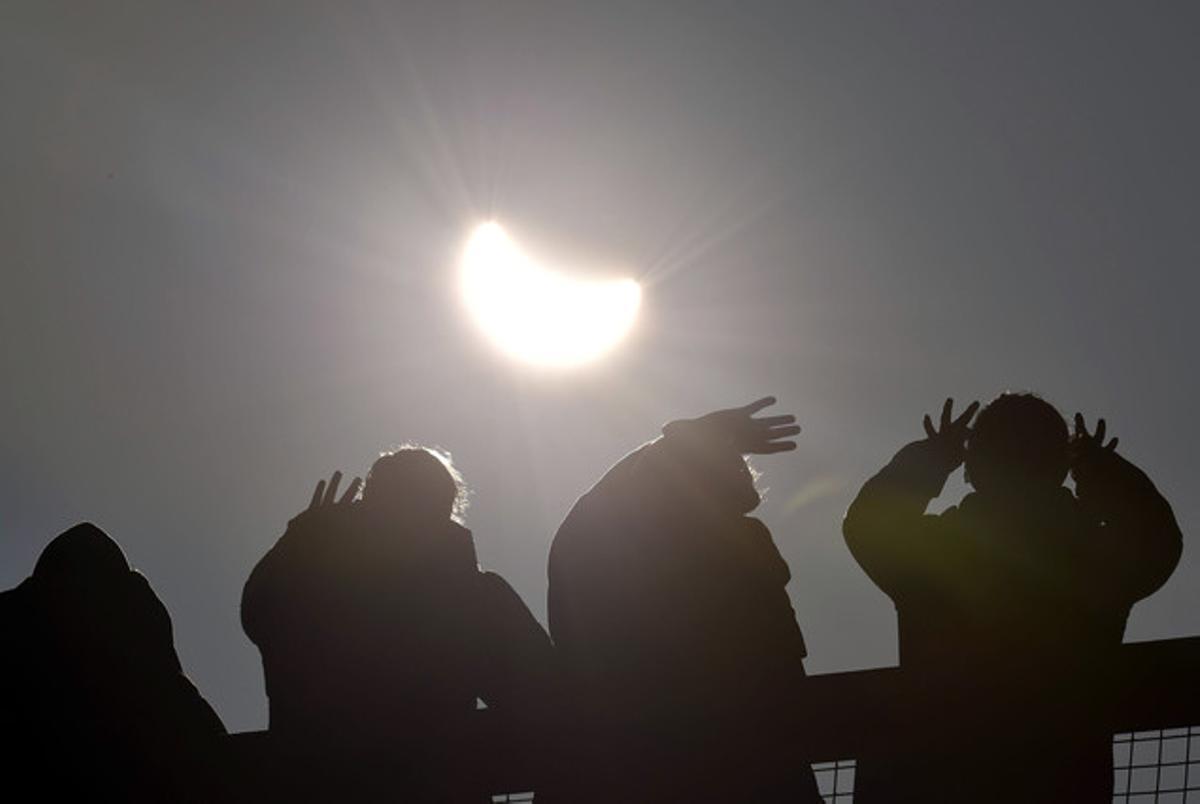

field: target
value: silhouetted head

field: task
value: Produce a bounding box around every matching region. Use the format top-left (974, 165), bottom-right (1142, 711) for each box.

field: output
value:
top-left (964, 393), bottom-right (1070, 498)
top-left (362, 446), bottom-right (467, 523)
top-left (671, 442), bottom-right (762, 515)
top-left (718, 455), bottom-right (763, 515)
top-left (31, 522), bottom-right (133, 606)
top-left (34, 522), bottom-right (130, 583)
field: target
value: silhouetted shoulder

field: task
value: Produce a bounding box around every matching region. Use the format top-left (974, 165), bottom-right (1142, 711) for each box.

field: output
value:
top-left (476, 570), bottom-right (555, 659)
top-left (442, 521), bottom-right (480, 569)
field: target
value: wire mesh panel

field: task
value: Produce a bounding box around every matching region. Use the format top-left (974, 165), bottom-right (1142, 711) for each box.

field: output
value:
top-left (1112, 727), bottom-right (1200, 803)
top-left (486, 728), bottom-right (1199, 803)
top-left (485, 734), bottom-right (1200, 803)
top-left (807, 731), bottom-right (1200, 803)
top-left (813, 759), bottom-right (856, 802)
top-left (805, 730), bottom-right (1200, 804)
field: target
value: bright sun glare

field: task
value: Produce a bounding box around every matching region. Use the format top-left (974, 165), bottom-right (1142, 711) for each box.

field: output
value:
top-left (459, 222), bottom-right (642, 367)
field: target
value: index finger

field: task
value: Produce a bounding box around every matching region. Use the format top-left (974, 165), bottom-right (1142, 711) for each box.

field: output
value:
top-left (338, 476), bottom-right (363, 506)
top-left (953, 401), bottom-right (980, 429)
top-left (739, 396), bottom-right (777, 416)
top-left (309, 480), bottom-right (326, 511)
top-left (940, 398), bottom-right (954, 429)
top-left (322, 471), bottom-right (343, 507)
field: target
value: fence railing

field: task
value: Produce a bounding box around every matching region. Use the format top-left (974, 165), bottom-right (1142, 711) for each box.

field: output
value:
top-left (231, 636), bottom-right (1200, 802)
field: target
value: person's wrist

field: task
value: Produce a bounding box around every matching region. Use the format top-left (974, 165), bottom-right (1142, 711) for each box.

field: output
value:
top-left (929, 440), bottom-right (964, 473)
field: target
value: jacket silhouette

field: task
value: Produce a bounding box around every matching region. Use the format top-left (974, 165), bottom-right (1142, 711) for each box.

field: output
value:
top-left (241, 451), bottom-right (555, 800)
top-left (0, 522), bottom-right (226, 803)
top-left (843, 396), bottom-right (1182, 802)
top-left (548, 399), bottom-right (821, 802)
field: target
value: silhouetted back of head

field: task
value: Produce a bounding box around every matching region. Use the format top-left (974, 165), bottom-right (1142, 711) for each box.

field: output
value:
top-left (965, 393), bottom-right (1069, 497)
top-left (362, 446), bottom-right (466, 522)
top-left (33, 522), bottom-right (130, 586)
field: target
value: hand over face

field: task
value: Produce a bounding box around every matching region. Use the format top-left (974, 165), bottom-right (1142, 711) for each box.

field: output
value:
top-left (922, 397), bottom-right (980, 471)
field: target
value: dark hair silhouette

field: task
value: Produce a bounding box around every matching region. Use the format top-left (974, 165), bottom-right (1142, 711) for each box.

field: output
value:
top-left (964, 392), bottom-right (1070, 495)
top-left (363, 445), bottom-right (467, 522)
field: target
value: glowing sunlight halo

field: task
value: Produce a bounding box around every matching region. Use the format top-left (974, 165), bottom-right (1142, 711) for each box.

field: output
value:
top-left (459, 222), bottom-right (642, 367)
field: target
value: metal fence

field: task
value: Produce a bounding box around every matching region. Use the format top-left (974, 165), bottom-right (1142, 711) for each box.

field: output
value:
top-left (492, 737), bottom-right (1200, 803)
top-left (1112, 727), bottom-right (1200, 803)
top-left (238, 636), bottom-right (1200, 803)
top-left (805, 729), bottom-right (1200, 803)
top-left (812, 758), bottom-right (857, 802)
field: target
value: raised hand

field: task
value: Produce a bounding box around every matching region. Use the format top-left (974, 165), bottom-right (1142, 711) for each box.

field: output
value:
top-left (921, 397), bottom-right (980, 470)
top-left (304, 470), bottom-right (362, 516)
top-left (677, 396), bottom-right (801, 455)
top-left (1071, 413), bottom-right (1118, 464)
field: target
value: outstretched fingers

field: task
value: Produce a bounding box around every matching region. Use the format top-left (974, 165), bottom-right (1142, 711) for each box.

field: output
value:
top-left (765, 423), bottom-right (802, 440)
top-left (1074, 413), bottom-right (1119, 453)
top-left (953, 401), bottom-right (980, 430)
top-left (752, 425), bottom-right (801, 454)
top-left (1090, 418), bottom-right (1119, 451)
top-left (1074, 413), bottom-right (1107, 444)
top-left (321, 471), bottom-right (343, 507)
top-left (309, 479), bottom-right (326, 512)
top-left (924, 398), bottom-right (978, 440)
top-left (338, 476), bottom-right (363, 505)
top-left (739, 396), bottom-right (777, 416)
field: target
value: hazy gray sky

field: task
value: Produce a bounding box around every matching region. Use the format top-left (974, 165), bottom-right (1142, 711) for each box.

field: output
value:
top-left (3, 1), bottom-right (1197, 732)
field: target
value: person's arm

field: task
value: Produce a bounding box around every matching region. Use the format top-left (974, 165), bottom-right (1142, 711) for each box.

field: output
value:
top-left (240, 472), bottom-right (360, 646)
top-left (843, 399), bottom-right (978, 597)
top-left (1071, 415), bottom-right (1183, 604)
top-left (475, 572), bottom-right (558, 714)
top-left (740, 517), bottom-right (807, 664)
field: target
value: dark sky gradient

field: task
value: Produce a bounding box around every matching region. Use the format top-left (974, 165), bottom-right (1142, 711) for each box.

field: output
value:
top-left (3, 2), bottom-right (1197, 732)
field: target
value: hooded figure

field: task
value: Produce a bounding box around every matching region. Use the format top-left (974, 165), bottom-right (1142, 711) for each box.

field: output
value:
top-left (241, 447), bottom-right (555, 800)
top-left (547, 398), bottom-right (822, 803)
top-left (0, 522), bottom-right (226, 803)
top-left (843, 395), bottom-right (1182, 802)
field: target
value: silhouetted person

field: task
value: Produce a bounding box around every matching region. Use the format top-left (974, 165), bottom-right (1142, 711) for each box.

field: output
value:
top-left (844, 395), bottom-right (1182, 802)
top-left (241, 447), bottom-right (556, 801)
top-left (0, 522), bottom-right (226, 803)
top-left (547, 398), bottom-right (822, 803)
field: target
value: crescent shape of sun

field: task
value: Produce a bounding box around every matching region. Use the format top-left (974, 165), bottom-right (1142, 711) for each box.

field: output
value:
top-left (459, 222), bottom-right (642, 367)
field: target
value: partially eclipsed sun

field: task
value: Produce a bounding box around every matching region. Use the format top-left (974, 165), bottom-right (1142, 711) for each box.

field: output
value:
top-left (459, 222), bottom-right (641, 367)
